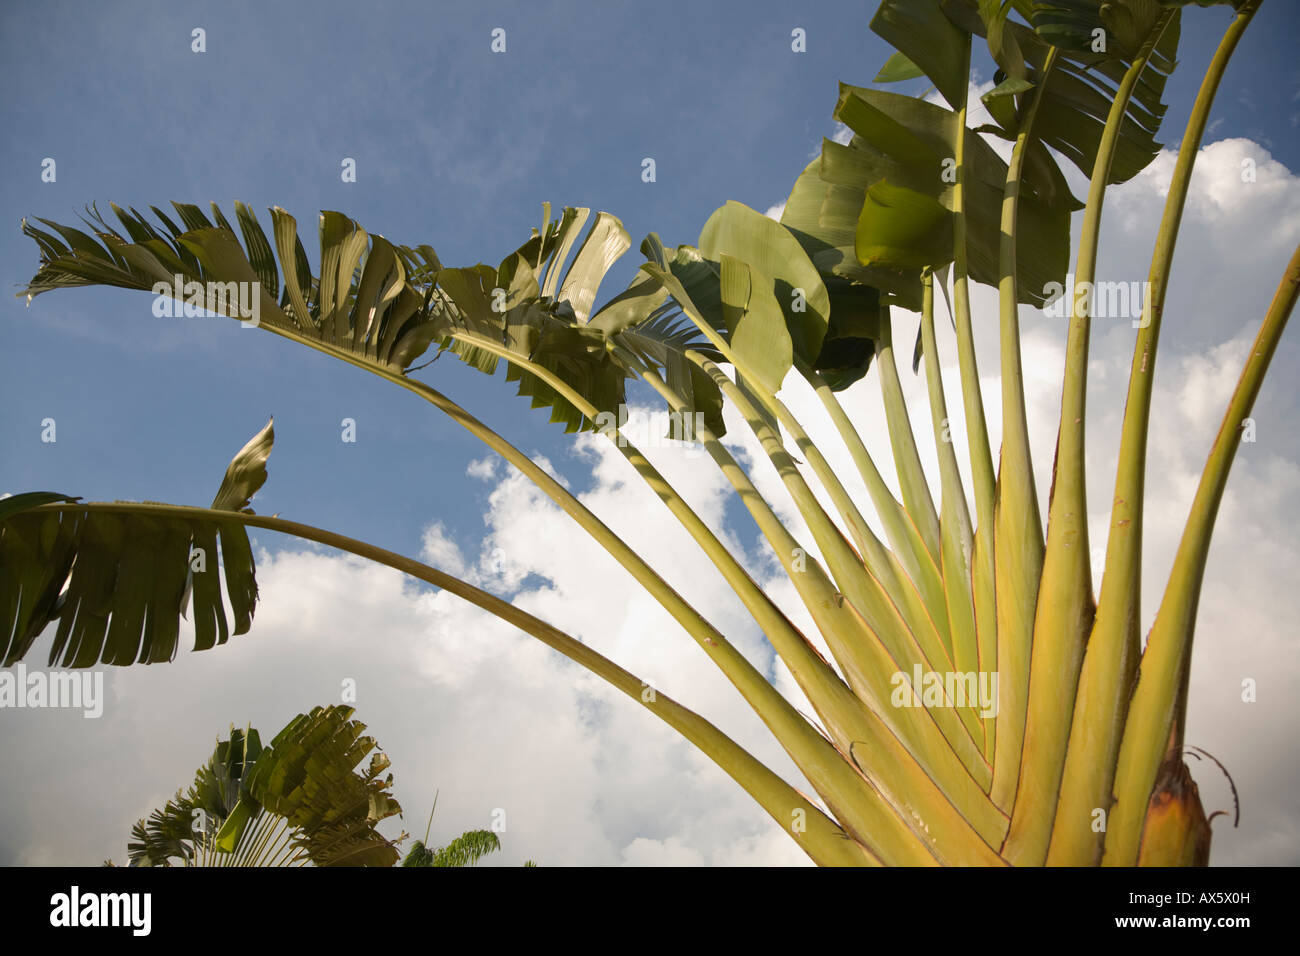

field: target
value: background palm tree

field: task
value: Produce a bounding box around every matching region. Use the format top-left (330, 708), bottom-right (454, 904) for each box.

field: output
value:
top-left (400, 793), bottom-right (536, 867)
top-left (120, 704), bottom-right (403, 867)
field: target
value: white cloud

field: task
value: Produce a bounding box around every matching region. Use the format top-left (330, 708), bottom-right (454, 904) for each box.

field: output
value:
top-left (419, 521), bottom-right (467, 577)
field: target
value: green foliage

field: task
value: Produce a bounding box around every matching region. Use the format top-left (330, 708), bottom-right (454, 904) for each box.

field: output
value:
top-left (0, 422), bottom-right (270, 666)
top-left (125, 705), bottom-right (402, 867)
top-left (401, 831), bottom-right (502, 868)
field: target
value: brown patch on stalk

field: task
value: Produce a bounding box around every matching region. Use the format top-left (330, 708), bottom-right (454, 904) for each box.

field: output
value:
top-left (1136, 748), bottom-right (1238, 867)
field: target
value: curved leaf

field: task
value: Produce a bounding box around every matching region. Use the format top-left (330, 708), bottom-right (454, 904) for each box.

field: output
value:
top-left (0, 422), bottom-right (273, 666)
top-left (210, 418), bottom-right (274, 513)
top-left (1011, 2), bottom-right (1181, 184)
top-left (822, 86), bottom-right (1075, 307)
top-left (699, 200), bottom-right (830, 368)
top-left (870, 0), bottom-right (971, 110)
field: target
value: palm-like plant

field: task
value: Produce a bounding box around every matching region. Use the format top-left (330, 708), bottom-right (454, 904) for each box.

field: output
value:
top-left (6, 0), bottom-right (1295, 865)
top-left (400, 794), bottom-right (533, 867)
top-left (122, 704), bottom-right (404, 867)
top-left (402, 831), bottom-right (502, 868)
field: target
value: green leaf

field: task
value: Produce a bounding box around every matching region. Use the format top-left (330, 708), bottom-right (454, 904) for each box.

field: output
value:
top-left (559, 211), bottom-right (631, 324)
top-left (815, 275), bottom-right (882, 390)
top-left (210, 418), bottom-right (274, 513)
top-left (870, 0), bottom-right (972, 110)
top-left (982, 75), bottom-right (1036, 133)
top-left (979, 0), bottom-right (1028, 80)
top-left (822, 87), bottom-right (1075, 307)
top-left (874, 50), bottom-right (926, 82)
top-left (239, 705), bottom-right (404, 866)
top-left (0, 492), bottom-right (79, 523)
top-left (698, 200), bottom-right (827, 368)
top-left (428, 208), bottom-right (648, 433)
top-left (781, 155), bottom-right (926, 311)
top-left (856, 180), bottom-right (952, 270)
top-left (0, 421), bottom-right (275, 667)
top-left (20, 203), bottom-right (447, 373)
top-left (137, 707), bottom-right (400, 867)
top-left (587, 271), bottom-right (669, 335)
top-left (1014, 2), bottom-right (1182, 183)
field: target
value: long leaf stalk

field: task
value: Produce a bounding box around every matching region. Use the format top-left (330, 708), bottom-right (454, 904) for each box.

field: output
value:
top-left (258, 816), bottom-right (302, 868)
top-left (991, 47), bottom-right (1058, 776)
top-left (616, 349), bottom-right (1009, 852)
top-left (874, 314), bottom-right (958, 661)
top-left (242, 318), bottom-right (915, 848)
top-left (945, 42), bottom-right (1001, 779)
top-left (440, 331), bottom-right (836, 709)
top-left (614, 281), bottom-right (988, 771)
top-left (1103, 237), bottom-right (1300, 865)
top-left (947, 21), bottom-right (998, 527)
top-left (612, 348), bottom-right (921, 721)
top-left (228, 808), bottom-right (268, 866)
top-left (1004, 9), bottom-right (1177, 864)
top-left (441, 328), bottom-right (946, 804)
top-left (691, 356), bottom-right (1000, 802)
top-left (689, 351), bottom-right (956, 680)
top-left (760, 383), bottom-right (964, 703)
top-left (626, 276), bottom-right (956, 697)
top-left (768, 396), bottom-right (914, 590)
top-left (699, 363), bottom-right (939, 675)
top-left (612, 291), bottom-right (1001, 803)
top-left (451, 329), bottom-right (997, 853)
top-left (1050, 2), bottom-right (1261, 866)
top-left (626, 278), bottom-right (962, 725)
top-left (917, 270), bottom-right (982, 742)
top-left (28, 500), bottom-right (882, 867)
top-left (232, 808), bottom-right (284, 867)
top-left (687, 351), bottom-right (989, 751)
top-left (799, 361), bottom-right (951, 632)
top-left (874, 307), bottom-right (944, 565)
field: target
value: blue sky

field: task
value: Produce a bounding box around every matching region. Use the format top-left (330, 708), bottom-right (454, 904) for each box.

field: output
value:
top-left (2, 1), bottom-right (1298, 866)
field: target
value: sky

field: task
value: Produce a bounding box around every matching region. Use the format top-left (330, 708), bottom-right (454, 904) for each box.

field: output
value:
top-left (1, 0), bottom-right (1298, 866)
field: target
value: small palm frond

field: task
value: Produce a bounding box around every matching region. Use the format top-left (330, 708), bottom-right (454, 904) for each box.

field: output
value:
top-left (22, 203), bottom-right (444, 373)
top-left (216, 705), bottom-right (404, 867)
top-left (132, 705), bottom-right (402, 867)
top-left (431, 830), bottom-right (501, 867)
top-left (128, 724), bottom-right (263, 866)
top-left (1001, 1), bottom-right (1181, 185)
top-left (403, 830), bottom-right (501, 867)
top-left (0, 420), bottom-right (272, 667)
